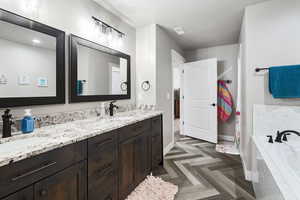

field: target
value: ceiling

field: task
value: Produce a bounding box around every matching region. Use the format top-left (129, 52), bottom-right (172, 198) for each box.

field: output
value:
top-left (94, 0), bottom-right (269, 50)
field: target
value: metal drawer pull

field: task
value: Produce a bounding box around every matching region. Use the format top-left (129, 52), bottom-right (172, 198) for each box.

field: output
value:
top-left (40, 189), bottom-right (48, 196)
top-left (96, 138), bottom-right (113, 148)
top-left (11, 161), bottom-right (57, 182)
top-left (153, 119), bottom-right (160, 123)
top-left (133, 125), bottom-right (144, 131)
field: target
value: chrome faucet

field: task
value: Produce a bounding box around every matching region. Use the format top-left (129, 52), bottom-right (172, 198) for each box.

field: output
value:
top-left (109, 101), bottom-right (119, 116)
top-left (275, 130), bottom-right (300, 143)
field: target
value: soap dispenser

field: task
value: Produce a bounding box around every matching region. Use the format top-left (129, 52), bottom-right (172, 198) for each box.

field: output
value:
top-left (21, 109), bottom-right (35, 134)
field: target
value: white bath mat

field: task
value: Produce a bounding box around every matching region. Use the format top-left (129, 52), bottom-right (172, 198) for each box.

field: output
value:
top-left (126, 175), bottom-right (178, 200)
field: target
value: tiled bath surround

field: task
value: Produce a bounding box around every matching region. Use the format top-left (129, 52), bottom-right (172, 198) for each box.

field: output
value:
top-left (253, 104), bottom-right (300, 137)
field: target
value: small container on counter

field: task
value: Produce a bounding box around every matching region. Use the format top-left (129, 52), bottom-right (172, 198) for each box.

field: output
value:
top-left (21, 109), bottom-right (35, 134)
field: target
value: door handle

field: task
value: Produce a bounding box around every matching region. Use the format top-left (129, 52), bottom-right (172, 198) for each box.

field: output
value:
top-left (211, 103), bottom-right (216, 107)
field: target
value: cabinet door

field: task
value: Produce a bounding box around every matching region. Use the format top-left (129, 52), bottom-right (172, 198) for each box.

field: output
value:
top-left (2, 186), bottom-right (33, 200)
top-left (118, 138), bottom-right (135, 200)
top-left (134, 132), bottom-right (151, 184)
top-left (151, 116), bottom-right (163, 170)
top-left (34, 161), bottom-right (87, 200)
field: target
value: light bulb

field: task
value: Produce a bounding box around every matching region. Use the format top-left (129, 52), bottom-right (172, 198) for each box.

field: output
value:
top-left (107, 28), bottom-right (113, 45)
top-left (117, 34), bottom-right (123, 47)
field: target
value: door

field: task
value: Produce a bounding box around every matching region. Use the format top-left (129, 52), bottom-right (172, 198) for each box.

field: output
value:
top-left (34, 161), bottom-right (87, 200)
top-left (135, 132), bottom-right (151, 184)
top-left (182, 58), bottom-right (218, 143)
top-left (2, 186), bottom-right (33, 200)
top-left (119, 138), bottom-right (135, 200)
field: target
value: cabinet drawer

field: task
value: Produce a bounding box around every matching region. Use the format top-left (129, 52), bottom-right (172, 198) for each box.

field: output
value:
top-left (88, 169), bottom-right (117, 200)
top-left (2, 186), bottom-right (33, 200)
top-left (88, 131), bottom-right (117, 155)
top-left (119, 119), bottom-right (151, 142)
top-left (0, 141), bottom-right (87, 199)
top-left (88, 144), bottom-right (117, 179)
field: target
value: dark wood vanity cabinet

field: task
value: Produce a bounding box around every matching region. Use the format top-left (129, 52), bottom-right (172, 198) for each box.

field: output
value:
top-left (34, 161), bottom-right (87, 200)
top-left (87, 131), bottom-right (118, 200)
top-left (3, 161), bottom-right (87, 200)
top-left (0, 115), bottom-right (163, 200)
top-left (151, 115), bottom-right (163, 170)
top-left (2, 187), bottom-right (33, 200)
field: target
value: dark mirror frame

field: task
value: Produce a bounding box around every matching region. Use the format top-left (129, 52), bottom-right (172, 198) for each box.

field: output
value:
top-left (69, 34), bottom-right (131, 103)
top-left (0, 9), bottom-right (65, 108)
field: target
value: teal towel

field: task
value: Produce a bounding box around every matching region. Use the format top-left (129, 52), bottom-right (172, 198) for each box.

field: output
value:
top-left (269, 65), bottom-right (300, 98)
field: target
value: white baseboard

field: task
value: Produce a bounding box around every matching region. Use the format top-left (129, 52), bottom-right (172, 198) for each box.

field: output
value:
top-left (218, 134), bottom-right (235, 142)
top-left (164, 142), bottom-right (174, 156)
top-left (240, 152), bottom-right (257, 182)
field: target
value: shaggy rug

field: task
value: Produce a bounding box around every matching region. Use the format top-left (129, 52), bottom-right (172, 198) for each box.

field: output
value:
top-left (126, 175), bottom-right (178, 200)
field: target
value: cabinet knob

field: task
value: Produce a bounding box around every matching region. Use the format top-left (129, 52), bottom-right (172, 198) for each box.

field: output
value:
top-left (40, 189), bottom-right (48, 196)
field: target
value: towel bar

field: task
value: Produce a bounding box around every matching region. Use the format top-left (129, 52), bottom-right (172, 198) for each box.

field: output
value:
top-left (219, 80), bottom-right (232, 84)
top-left (255, 68), bottom-right (269, 72)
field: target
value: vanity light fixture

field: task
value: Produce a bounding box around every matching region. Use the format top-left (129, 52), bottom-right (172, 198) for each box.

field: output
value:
top-left (92, 16), bottom-right (125, 47)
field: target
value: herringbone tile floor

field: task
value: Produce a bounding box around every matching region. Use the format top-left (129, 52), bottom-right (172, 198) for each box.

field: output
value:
top-left (155, 134), bottom-right (256, 200)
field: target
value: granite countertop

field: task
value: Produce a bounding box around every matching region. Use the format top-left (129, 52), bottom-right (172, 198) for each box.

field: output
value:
top-left (0, 110), bottom-right (163, 168)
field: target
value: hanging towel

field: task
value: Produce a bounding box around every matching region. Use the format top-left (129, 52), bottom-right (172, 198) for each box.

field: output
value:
top-left (77, 80), bottom-right (83, 95)
top-left (218, 80), bottom-right (233, 122)
top-left (269, 65), bottom-right (300, 98)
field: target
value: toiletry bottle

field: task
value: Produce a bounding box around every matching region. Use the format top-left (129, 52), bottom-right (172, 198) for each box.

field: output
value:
top-left (21, 109), bottom-right (35, 134)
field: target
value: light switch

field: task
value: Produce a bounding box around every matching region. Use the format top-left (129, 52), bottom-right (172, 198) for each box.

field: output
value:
top-left (166, 92), bottom-right (170, 100)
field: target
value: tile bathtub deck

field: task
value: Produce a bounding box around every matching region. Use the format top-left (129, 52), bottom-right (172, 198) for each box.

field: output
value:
top-left (155, 135), bottom-right (255, 200)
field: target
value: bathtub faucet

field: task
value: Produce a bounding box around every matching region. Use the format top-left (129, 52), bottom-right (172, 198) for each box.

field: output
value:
top-left (275, 130), bottom-right (300, 143)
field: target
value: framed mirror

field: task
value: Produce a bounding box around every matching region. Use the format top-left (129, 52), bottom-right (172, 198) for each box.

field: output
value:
top-left (0, 9), bottom-right (65, 108)
top-left (69, 34), bottom-right (131, 103)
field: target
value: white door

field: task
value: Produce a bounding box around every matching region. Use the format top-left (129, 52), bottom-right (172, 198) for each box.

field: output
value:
top-left (182, 58), bottom-right (218, 143)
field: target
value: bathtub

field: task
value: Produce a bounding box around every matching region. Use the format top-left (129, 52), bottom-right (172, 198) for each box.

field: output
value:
top-left (253, 134), bottom-right (300, 200)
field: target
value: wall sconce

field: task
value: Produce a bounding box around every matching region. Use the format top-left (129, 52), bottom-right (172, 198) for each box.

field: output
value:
top-left (92, 16), bottom-right (125, 48)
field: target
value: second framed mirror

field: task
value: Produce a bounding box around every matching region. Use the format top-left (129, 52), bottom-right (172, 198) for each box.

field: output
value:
top-left (69, 34), bottom-right (131, 103)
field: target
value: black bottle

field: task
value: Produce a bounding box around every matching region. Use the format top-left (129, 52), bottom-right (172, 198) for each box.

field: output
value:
top-left (2, 109), bottom-right (13, 138)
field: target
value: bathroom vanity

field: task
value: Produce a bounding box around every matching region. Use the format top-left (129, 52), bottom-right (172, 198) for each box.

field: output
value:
top-left (0, 111), bottom-right (163, 200)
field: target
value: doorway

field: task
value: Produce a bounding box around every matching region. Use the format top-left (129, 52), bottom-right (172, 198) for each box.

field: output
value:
top-left (171, 50), bottom-right (185, 142)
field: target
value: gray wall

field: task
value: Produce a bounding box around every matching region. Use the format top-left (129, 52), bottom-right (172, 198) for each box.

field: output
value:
top-left (185, 44), bottom-right (239, 138)
top-left (156, 25), bottom-right (184, 149)
top-left (0, 38), bottom-right (56, 97)
top-left (136, 24), bottom-right (184, 151)
top-left (240, 0), bottom-right (300, 178)
top-left (0, 0), bottom-right (136, 117)
top-left (136, 24), bottom-right (157, 106)
top-left (78, 45), bottom-right (119, 95)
